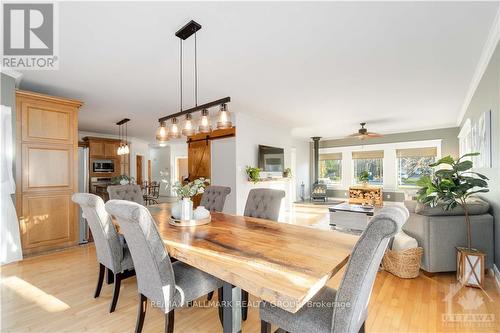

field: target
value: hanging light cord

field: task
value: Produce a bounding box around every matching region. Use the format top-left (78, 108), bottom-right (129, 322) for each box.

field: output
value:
top-left (180, 39), bottom-right (183, 112)
top-left (195, 30), bottom-right (198, 107)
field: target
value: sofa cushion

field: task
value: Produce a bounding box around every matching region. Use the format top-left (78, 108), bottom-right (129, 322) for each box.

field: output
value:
top-left (414, 196), bottom-right (489, 216)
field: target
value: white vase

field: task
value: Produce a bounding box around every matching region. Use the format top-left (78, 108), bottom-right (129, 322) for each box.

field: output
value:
top-left (171, 201), bottom-right (182, 219)
top-left (181, 198), bottom-right (193, 220)
top-left (120, 179), bottom-right (128, 185)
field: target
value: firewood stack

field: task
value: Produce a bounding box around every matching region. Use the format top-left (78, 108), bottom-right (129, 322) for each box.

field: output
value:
top-left (348, 186), bottom-right (383, 206)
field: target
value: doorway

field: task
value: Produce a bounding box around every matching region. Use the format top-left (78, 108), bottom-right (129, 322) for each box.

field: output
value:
top-left (136, 155), bottom-right (143, 184)
top-left (176, 157), bottom-right (188, 183)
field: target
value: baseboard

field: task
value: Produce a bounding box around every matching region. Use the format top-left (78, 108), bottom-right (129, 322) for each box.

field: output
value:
top-left (493, 264), bottom-right (500, 290)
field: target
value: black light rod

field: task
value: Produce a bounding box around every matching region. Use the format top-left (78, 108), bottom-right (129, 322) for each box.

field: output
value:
top-left (116, 118), bottom-right (130, 125)
top-left (158, 96), bottom-right (231, 123)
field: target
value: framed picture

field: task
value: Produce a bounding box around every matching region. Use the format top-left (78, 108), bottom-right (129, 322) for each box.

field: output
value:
top-left (458, 111), bottom-right (492, 168)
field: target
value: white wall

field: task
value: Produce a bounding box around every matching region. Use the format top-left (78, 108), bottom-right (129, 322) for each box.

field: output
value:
top-left (233, 112), bottom-right (309, 217)
top-left (78, 130), bottom-right (149, 182)
top-left (211, 137), bottom-right (237, 214)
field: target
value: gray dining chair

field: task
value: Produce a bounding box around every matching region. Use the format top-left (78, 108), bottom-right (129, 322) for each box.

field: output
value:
top-left (259, 205), bottom-right (409, 333)
top-left (200, 185), bottom-right (231, 212)
top-left (105, 199), bottom-right (223, 333)
top-left (71, 193), bottom-right (135, 313)
top-left (107, 184), bottom-right (145, 205)
top-left (244, 188), bottom-right (285, 221)
top-left (234, 188), bottom-right (285, 320)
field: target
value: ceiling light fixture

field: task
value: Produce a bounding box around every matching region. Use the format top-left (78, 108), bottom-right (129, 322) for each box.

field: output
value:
top-left (156, 20), bottom-right (231, 142)
top-left (116, 118), bottom-right (130, 155)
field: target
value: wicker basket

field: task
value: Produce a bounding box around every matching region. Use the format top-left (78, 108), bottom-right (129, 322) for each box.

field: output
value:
top-left (382, 247), bottom-right (423, 279)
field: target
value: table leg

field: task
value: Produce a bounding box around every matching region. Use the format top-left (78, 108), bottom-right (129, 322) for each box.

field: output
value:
top-left (222, 282), bottom-right (242, 333)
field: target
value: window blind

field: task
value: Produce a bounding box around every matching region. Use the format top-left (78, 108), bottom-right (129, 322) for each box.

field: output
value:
top-left (319, 153), bottom-right (342, 161)
top-left (396, 147), bottom-right (437, 158)
top-left (352, 150), bottom-right (384, 159)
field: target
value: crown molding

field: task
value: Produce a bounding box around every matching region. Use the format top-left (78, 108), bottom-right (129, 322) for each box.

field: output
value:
top-left (456, 6), bottom-right (500, 126)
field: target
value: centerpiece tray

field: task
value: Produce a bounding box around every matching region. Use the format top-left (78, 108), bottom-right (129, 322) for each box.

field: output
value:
top-left (168, 216), bottom-right (211, 227)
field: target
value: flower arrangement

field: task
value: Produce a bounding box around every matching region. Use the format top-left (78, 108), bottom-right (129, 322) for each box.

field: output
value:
top-left (173, 178), bottom-right (210, 199)
top-left (358, 170), bottom-right (370, 184)
top-left (111, 175), bottom-right (130, 185)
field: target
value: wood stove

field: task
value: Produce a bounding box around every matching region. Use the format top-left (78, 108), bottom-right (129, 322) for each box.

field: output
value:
top-left (310, 137), bottom-right (327, 201)
top-left (311, 183), bottom-right (327, 202)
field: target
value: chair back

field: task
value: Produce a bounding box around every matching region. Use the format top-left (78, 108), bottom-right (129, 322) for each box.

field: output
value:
top-left (150, 183), bottom-right (160, 199)
top-left (200, 186), bottom-right (231, 212)
top-left (331, 206), bottom-right (408, 333)
top-left (72, 193), bottom-right (123, 272)
top-left (243, 188), bottom-right (285, 221)
top-left (107, 184), bottom-right (145, 205)
top-left (105, 200), bottom-right (176, 313)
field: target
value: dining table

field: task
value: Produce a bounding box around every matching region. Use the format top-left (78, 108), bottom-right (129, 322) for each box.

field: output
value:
top-left (147, 203), bottom-right (359, 333)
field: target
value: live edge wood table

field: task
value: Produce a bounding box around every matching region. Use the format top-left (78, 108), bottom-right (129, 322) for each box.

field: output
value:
top-left (148, 203), bottom-right (358, 333)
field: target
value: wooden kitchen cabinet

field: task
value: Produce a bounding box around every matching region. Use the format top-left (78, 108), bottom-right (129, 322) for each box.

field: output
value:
top-left (104, 142), bottom-right (118, 157)
top-left (89, 141), bottom-right (104, 157)
top-left (16, 90), bottom-right (83, 255)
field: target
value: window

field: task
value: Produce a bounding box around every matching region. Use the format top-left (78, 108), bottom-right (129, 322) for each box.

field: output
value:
top-left (319, 153), bottom-right (342, 185)
top-left (397, 147), bottom-right (437, 187)
top-left (352, 150), bottom-right (384, 185)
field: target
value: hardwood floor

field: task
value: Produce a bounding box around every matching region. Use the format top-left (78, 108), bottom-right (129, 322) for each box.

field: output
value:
top-left (1, 204), bottom-right (499, 332)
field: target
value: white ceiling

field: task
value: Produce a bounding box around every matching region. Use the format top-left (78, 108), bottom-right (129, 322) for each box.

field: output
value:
top-left (18, 1), bottom-right (499, 142)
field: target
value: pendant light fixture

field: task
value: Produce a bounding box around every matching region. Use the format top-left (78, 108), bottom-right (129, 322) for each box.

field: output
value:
top-left (217, 103), bottom-right (232, 129)
top-left (116, 118), bottom-right (130, 155)
top-left (156, 20), bottom-right (231, 142)
top-left (198, 109), bottom-right (211, 133)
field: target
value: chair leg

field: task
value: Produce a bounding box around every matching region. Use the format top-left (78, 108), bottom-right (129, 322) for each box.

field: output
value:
top-left (109, 272), bottom-right (122, 313)
top-left (107, 268), bottom-right (114, 284)
top-left (165, 310), bottom-right (174, 333)
top-left (94, 263), bottom-right (105, 298)
top-left (359, 321), bottom-right (366, 333)
top-left (207, 291), bottom-right (214, 301)
top-left (217, 287), bottom-right (223, 326)
top-left (135, 294), bottom-right (147, 333)
top-left (261, 320), bottom-right (271, 333)
top-left (242, 290), bottom-right (249, 321)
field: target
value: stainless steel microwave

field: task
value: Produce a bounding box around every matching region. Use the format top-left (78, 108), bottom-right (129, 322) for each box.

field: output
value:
top-left (93, 160), bottom-right (114, 173)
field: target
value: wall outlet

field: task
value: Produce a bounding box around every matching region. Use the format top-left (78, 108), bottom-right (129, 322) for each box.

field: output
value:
top-left (344, 192), bottom-right (348, 197)
top-left (386, 194), bottom-right (391, 199)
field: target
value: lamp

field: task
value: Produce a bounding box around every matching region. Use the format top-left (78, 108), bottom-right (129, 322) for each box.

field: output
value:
top-left (156, 121), bottom-right (168, 142)
top-left (181, 114), bottom-right (195, 136)
top-left (198, 109), bottom-right (211, 133)
top-left (168, 117), bottom-right (181, 139)
top-left (217, 103), bottom-right (232, 129)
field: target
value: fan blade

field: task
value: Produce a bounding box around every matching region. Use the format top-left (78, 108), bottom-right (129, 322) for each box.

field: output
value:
top-left (365, 132), bottom-right (383, 137)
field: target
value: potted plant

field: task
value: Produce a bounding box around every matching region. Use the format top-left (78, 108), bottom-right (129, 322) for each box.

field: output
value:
top-left (111, 175), bottom-right (130, 185)
top-left (283, 168), bottom-right (292, 178)
top-left (245, 166), bottom-right (261, 183)
top-left (358, 170), bottom-right (370, 185)
top-left (172, 178), bottom-right (210, 220)
top-left (416, 153), bottom-right (489, 287)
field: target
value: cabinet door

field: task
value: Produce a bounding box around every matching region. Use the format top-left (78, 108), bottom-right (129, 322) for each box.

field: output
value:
top-left (19, 192), bottom-right (77, 253)
top-left (104, 142), bottom-right (118, 158)
top-left (89, 141), bottom-right (104, 157)
top-left (21, 99), bottom-right (75, 144)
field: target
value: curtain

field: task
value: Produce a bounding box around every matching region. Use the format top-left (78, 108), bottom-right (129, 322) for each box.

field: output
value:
top-left (396, 147), bottom-right (437, 158)
top-left (1, 105), bottom-right (23, 264)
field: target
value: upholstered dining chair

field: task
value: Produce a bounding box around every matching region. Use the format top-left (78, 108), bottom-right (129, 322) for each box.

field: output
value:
top-left (244, 188), bottom-right (286, 221)
top-left (105, 200), bottom-right (223, 333)
top-left (71, 193), bottom-right (135, 313)
top-left (200, 185), bottom-right (231, 212)
top-left (259, 205), bottom-right (409, 333)
top-left (107, 184), bottom-right (145, 205)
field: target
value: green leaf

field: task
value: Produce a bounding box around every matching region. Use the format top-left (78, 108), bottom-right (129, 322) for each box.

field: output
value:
top-left (462, 172), bottom-right (489, 180)
top-left (455, 160), bottom-right (473, 171)
top-left (435, 169), bottom-right (455, 178)
top-left (458, 152), bottom-right (480, 161)
top-left (429, 155), bottom-right (454, 167)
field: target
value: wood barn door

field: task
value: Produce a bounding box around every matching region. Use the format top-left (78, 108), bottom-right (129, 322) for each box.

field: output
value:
top-left (188, 140), bottom-right (211, 207)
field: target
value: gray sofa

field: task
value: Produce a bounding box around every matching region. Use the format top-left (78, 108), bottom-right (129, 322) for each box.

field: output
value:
top-left (403, 197), bottom-right (494, 273)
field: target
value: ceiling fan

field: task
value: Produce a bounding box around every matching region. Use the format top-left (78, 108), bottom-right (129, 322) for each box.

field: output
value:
top-left (348, 122), bottom-right (383, 140)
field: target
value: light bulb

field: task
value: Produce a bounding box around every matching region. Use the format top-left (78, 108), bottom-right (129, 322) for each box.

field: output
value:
top-left (198, 109), bottom-right (212, 133)
top-left (181, 114), bottom-right (195, 136)
top-left (168, 118), bottom-right (181, 139)
top-left (156, 122), bottom-right (168, 142)
top-left (217, 103), bottom-right (232, 129)
top-left (124, 145), bottom-right (130, 154)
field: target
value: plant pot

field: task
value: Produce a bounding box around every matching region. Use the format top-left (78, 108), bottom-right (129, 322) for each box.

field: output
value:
top-left (456, 247), bottom-right (485, 288)
top-left (120, 179), bottom-right (128, 185)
